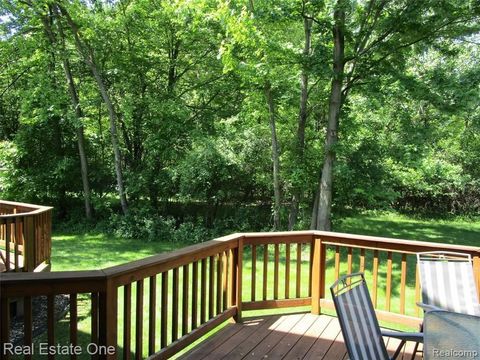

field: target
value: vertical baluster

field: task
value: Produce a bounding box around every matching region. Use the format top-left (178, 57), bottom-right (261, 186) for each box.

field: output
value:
top-left (136, 279), bottom-right (144, 360)
top-left (334, 246), bottom-right (340, 281)
top-left (386, 252), bottom-right (392, 312)
top-left (5, 218), bottom-right (10, 271)
top-left (47, 295), bottom-right (55, 360)
top-left (251, 245), bottom-right (256, 301)
top-left (69, 294), bottom-right (77, 360)
top-left (415, 265), bottom-right (420, 317)
top-left (200, 258), bottom-right (207, 323)
top-left (216, 253), bottom-right (222, 314)
top-left (209, 256), bottom-right (215, 318)
top-left (15, 217), bottom-right (23, 271)
top-left (182, 265), bottom-right (189, 336)
top-left (222, 251), bottom-right (228, 311)
top-left (23, 296), bottom-right (33, 360)
top-left (274, 243), bottom-right (279, 300)
top-left (124, 284), bottom-right (132, 360)
top-left (372, 250), bottom-right (379, 307)
top-left (296, 243), bottom-right (301, 298)
top-left (359, 248), bottom-right (365, 273)
top-left (172, 268), bottom-right (179, 341)
top-left (149, 276), bottom-right (156, 355)
top-left (347, 247), bottom-right (353, 283)
top-left (263, 244), bottom-right (268, 300)
top-left (400, 254), bottom-right (407, 314)
top-left (91, 292), bottom-right (99, 356)
top-left (13, 219), bottom-right (19, 272)
top-left (192, 261), bottom-right (198, 329)
top-left (6, 219), bottom-right (14, 271)
top-left (285, 243), bottom-right (290, 299)
top-left (161, 272), bottom-right (168, 349)
top-left (228, 249), bottom-right (235, 308)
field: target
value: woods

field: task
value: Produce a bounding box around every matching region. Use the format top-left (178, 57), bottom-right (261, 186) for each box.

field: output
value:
top-left (0, 0), bottom-right (479, 234)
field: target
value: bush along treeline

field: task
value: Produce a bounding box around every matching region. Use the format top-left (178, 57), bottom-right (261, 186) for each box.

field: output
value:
top-left (0, 0), bottom-right (479, 238)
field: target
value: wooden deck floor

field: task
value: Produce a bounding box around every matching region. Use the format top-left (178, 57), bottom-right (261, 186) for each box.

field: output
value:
top-left (180, 313), bottom-right (423, 360)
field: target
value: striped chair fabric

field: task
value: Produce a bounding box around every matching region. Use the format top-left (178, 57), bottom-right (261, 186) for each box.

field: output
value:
top-left (417, 251), bottom-right (480, 316)
top-left (332, 274), bottom-right (390, 360)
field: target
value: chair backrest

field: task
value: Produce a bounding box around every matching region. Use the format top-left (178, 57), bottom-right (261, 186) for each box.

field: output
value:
top-left (417, 251), bottom-right (480, 316)
top-left (331, 273), bottom-right (390, 360)
top-left (423, 310), bottom-right (480, 360)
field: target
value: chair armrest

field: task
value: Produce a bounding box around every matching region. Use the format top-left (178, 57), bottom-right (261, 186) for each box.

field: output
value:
top-left (416, 302), bottom-right (441, 312)
top-left (381, 330), bottom-right (424, 343)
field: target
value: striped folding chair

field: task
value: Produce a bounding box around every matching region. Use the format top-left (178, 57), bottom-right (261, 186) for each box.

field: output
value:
top-left (331, 273), bottom-right (423, 360)
top-left (417, 251), bottom-right (480, 316)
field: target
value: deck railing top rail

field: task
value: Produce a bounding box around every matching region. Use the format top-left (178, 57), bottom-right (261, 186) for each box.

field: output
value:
top-left (1, 230), bottom-right (479, 283)
top-left (0, 199), bottom-right (53, 218)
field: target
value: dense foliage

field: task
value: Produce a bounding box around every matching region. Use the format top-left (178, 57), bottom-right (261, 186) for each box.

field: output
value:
top-left (0, 0), bottom-right (479, 236)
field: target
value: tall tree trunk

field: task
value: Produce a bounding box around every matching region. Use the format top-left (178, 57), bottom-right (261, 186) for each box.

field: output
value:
top-left (310, 179), bottom-right (320, 229)
top-left (315, 2), bottom-right (345, 231)
top-left (264, 81), bottom-right (282, 230)
top-left (54, 9), bottom-right (93, 219)
top-left (288, 17), bottom-right (312, 230)
top-left (58, 4), bottom-right (128, 215)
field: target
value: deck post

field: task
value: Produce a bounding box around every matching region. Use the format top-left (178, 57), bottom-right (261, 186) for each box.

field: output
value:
top-left (473, 255), bottom-right (480, 299)
top-left (99, 277), bottom-right (118, 360)
top-left (234, 237), bottom-right (243, 322)
top-left (311, 236), bottom-right (324, 315)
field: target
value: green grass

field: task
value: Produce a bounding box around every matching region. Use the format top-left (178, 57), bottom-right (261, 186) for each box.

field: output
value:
top-left (336, 211), bottom-right (480, 246)
top-left (23, 212), bottom-right (480, 359)
top-left (50, 232), bottom-right (187, 271)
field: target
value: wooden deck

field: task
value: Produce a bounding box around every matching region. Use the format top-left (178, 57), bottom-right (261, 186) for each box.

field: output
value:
top-left (180, 313), bottom-right (423, 360)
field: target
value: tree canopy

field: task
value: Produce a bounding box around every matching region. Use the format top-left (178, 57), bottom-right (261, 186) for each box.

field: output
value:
top-left (0, 0), bottom-right (479, 232)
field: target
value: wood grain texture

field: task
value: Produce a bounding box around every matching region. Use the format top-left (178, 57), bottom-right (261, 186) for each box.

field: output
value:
top-left (161, 272), bottom-right (168, 349)
top-left (149, 275), bottom-right (157, 355)
top-left (123, 284), bottom-right (132, 360)
top-left (372, 250), bottom-right (379, 307)
top-left (251, 245), bottom-right (256, 301)
top-left (400, 254), bottom-right (407, 314)
top-left (135, 279), bottom-right (144, 360)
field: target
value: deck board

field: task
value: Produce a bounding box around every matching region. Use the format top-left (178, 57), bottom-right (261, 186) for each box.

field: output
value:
top-left (180, 313), bottom-right (423, 360)
top-left (266, 314), bottom-right (317, 359)
top-left (283, 314), bottom-right (332, 360)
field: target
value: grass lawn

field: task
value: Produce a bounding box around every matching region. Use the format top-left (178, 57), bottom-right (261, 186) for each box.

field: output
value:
top-left (24, 212), bottom-right (480, 359)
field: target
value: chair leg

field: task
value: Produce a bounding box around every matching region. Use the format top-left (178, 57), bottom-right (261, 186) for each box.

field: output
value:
top-left (392, 339), bottom-right (406, 360)
top-left (410, 342), bottom-right (419, 360)
top-left (410, 322), bottom-right (424, 360)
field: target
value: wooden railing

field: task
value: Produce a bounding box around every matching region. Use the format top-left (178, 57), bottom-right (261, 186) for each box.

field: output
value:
top-left (0, 200), bottom-right (52, 272)
top-left (1, 231), bottom-right (479, 360)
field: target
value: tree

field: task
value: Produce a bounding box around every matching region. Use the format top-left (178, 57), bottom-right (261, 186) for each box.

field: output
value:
top-left (312, 0), bottom-right (480, 230)
top-left (56, 2), bottom-right (129, 215)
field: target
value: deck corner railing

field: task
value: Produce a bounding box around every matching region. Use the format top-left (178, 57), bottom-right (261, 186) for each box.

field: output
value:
top-left (0, 200), bottom-right (52, 272)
